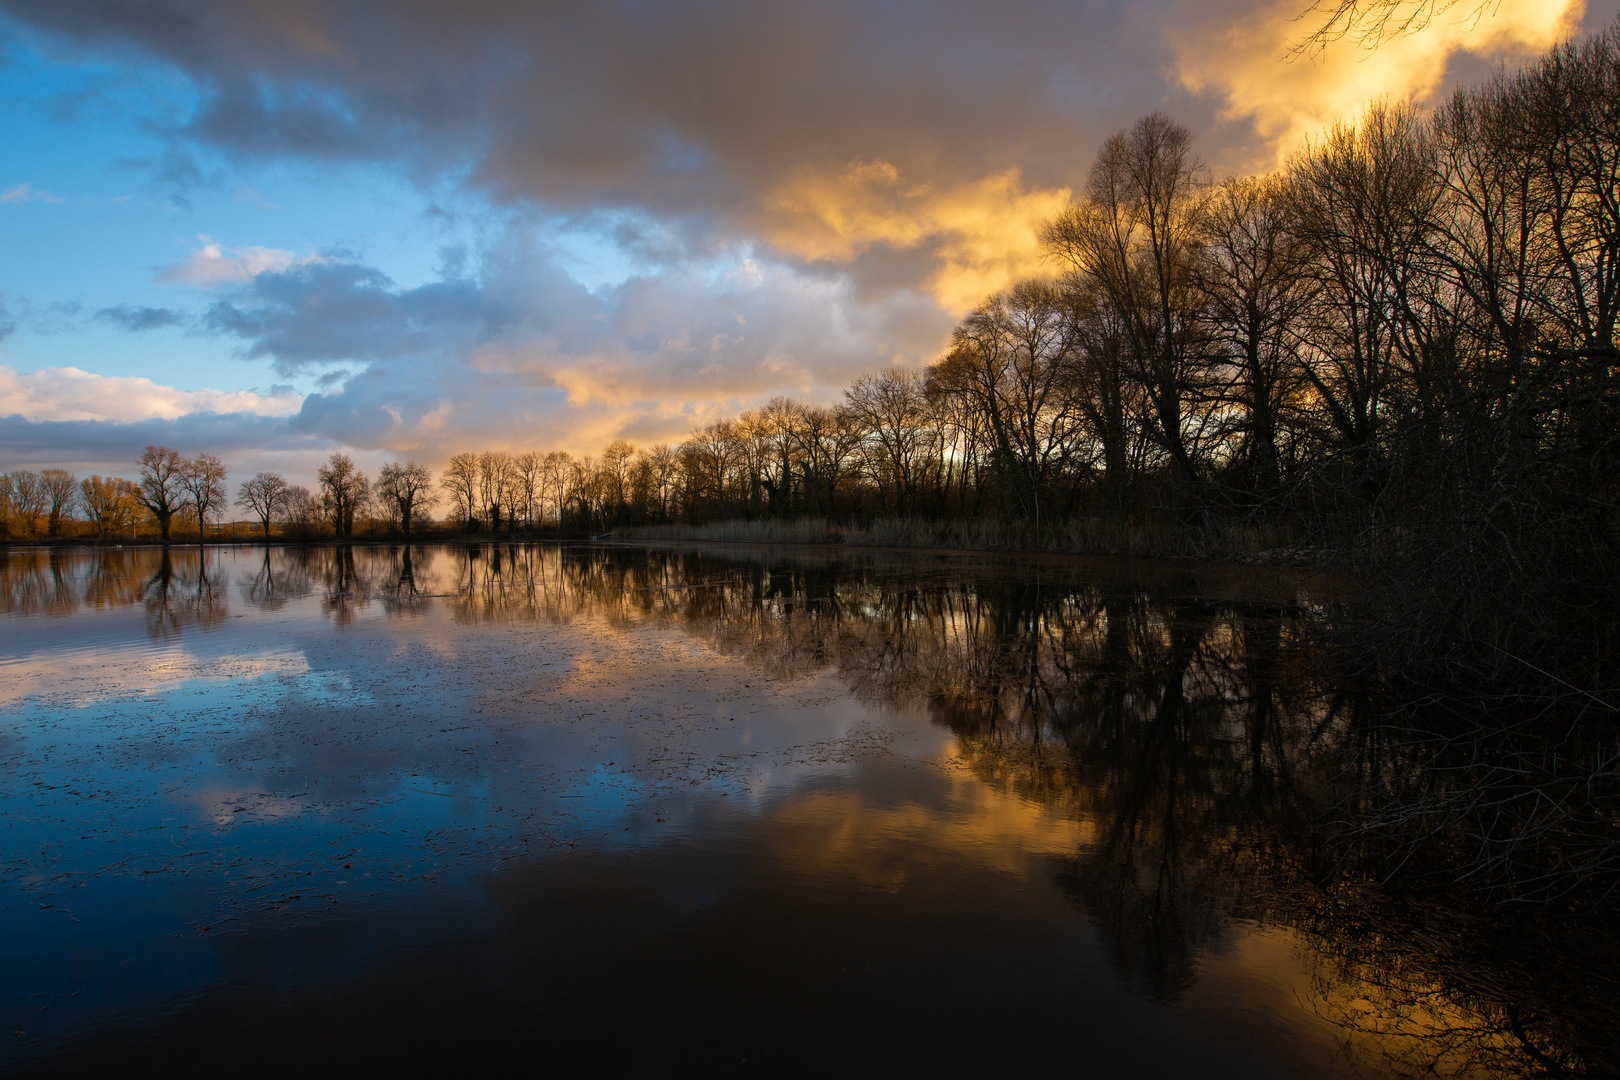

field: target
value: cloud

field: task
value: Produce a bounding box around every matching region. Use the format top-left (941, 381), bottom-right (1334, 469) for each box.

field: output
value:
top-left (157, 239), bottom-right (318, 287)
top-left (762, 161), bottom-right (1071, 312)
top-left (0, 364), bottom-right (302, 423)
top-left (0, 366), bottom-right (320, 478)
top-left (180, 237), bottom-right (950, 458)
top-left (94, 303), bottom-right (188, 331)
top-left (0, 411), bottom-right (333, 483)
top-left (1169, 0), bottom-right (1585, 164)
top-left (0, 0), bottom-right (1172, 294)
top-left (1, 182), bottom-right (64, 203)
top-left (200, 258), bottom-right (517, 368)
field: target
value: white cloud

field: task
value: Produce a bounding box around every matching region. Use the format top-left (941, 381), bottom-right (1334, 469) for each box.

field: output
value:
top-left (158, 238), bottom-right (322, 287)
top-left (0, 365), bottom-right (304, 423)
top-left (1, 183), bottom-right (64, 204)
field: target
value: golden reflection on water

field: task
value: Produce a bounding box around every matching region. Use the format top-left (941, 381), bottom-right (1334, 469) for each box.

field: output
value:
top-left (0, 543), bottom-right (1603, 1077)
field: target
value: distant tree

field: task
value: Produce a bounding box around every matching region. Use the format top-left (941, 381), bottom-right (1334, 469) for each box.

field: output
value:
top-left (934, 280), bottom-right (1086, 525)
top-left (681, 421), bottom-right (742, 516)
top-left (477, 450), bottom-right (514, 530)
top-left (279, 485), bottom-right (319, 538)
top-left (512, 451), bottom-right (542, 529)
top-left (236, 472), bottom-right (290, 539)
top-left (38, 468), bottom-right (78, 537)
top-left (784, 403), bottom-right (863, 517)
top-left (568, 454), bottom-right (600, 527)
top-left (540, 451), bottom-right (572, 525)
top-left (135, 446), bottom-right (186, 544)
top-left (844, 370), bottom-right (939, 516)
top-left (80, 475), bottom-right (143, 536)
top-left (181, 454), bottom-right (228, 542)
top-left (375, 460), bottom-right (436, 537)
top-left (645, 444), bottom-right (679, 522)
top-left (316, 453), bottom-right (368, 538)
top-left (599, 440), bottom-right (637, 521)
top-left (3, 471), bottom-right (46, 536)
top-left (440, 452), bottom-right (479, 529)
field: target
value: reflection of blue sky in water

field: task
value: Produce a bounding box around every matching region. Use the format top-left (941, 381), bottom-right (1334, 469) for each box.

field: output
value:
top-left (1, 549), bottom-right (969, 1053)
top-left (0, 544), bottom-right (1487, 1075)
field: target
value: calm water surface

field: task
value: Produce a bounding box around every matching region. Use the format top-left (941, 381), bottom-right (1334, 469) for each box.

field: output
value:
top-left (0, 544), bottom-right (1579, 1075)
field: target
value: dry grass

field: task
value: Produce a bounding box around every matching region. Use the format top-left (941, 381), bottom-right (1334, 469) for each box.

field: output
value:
top-left (611, 517), bottom-right (841, 544)
top-left (612, 514), bottom-right (1302, 562)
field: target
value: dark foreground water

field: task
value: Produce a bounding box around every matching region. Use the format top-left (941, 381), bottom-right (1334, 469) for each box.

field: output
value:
top-left (0, 544), bottom-right (1606, 1076)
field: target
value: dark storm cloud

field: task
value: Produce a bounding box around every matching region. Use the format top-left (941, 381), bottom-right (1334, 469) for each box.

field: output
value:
top-left (94, 303), bottom-right (186, 331)
top-left (0, 0), bottom-right (1168, 218)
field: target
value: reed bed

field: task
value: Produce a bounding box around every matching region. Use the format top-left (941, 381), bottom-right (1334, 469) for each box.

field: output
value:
top-left (611, 514), bottom-right (1302, 562)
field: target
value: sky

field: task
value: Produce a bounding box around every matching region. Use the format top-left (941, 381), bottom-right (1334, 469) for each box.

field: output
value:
top-left (0, 0), bottom-right (1610, 488)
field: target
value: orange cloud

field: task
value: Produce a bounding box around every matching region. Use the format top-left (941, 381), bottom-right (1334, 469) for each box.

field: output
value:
top-left (1171, 0), bottom-right (1585, 166)
top-left (762, 160), bottom-right (1071, 313)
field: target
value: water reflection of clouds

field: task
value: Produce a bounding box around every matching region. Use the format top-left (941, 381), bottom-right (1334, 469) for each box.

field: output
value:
top-left (0, 645), bottom-right (309, 710)
top-left (770, 777), bottom-right (1090, 887)
top-left (0, 544), bottom-right (1596, 1077)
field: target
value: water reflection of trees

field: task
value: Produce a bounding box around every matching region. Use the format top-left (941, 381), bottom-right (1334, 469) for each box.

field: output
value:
top-left (4, 543), bottom-right (1611, 1074)
top-left (424, 544), bottom-right (1607, 1079)
top-left (141, 549), bottom-right (230, 638)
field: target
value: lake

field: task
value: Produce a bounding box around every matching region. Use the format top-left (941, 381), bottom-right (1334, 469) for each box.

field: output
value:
top-left (0, 543), bottom-right (1603, 1075)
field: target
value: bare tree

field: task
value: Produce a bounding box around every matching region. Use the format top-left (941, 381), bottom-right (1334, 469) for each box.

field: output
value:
top-left (38, 469), bottom-right (78, 537)
top-left (844, 370), bottom-right (939, 515)
top-left (1044, 113), bottom-right (1212, 500)
top-left (598, 440), bottom-right (637, 521)
top-left (1287, 101), bottom-right (1440, 488)
top-left (136, 446), bottom-right (186, 544)
top-left (236, 472), bottom-right (290, 539)
top-left (512, 450), bottom-right (542, 529)
top-left (539, 451), bottom-right (572, 526)
top-left (3, 471), bottom-right (46, 537)
top-left (477, 450), bottom-right (513, 530)
top-left (1194, 174), bottom-right (1314, 497)
top-left (1292, 0), bottom-right (1495, 57)
top-left (181, 454), bottom-right (228, 542)
top-left (441, 452), bottom-right (479, 529)
top-left (316, 453), bottom-right (368, 538)
top-left (644, 444), bottom-right (679, 522)
top-left (375, 460), bottom-right (437, 537)
top-left (279, 485), bottom-right (319, 539)
top-left (934, 280), bottom-right (1088, 524)
top-left (682, 420), bottom-right (743, 516)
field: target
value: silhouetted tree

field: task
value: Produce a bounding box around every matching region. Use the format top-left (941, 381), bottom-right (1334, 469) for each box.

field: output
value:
top-left (236, 472), bottom-right (290, 539)
top-left (316, 453), bottom-right (367, 538)
top-left (181, 454), bottom-right (228, 542)
top-left (38, 469), bottom-right (78, 537)
top-left (441, 452), bottom-right (479, 529)
top-left (375, 460), bottom-right (436, 537)
top-left (135, 446), bottom-right (185, 544)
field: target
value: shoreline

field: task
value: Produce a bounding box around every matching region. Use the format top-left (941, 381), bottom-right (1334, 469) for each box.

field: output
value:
top-left (0, 531), bottom-right (1353, 595)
